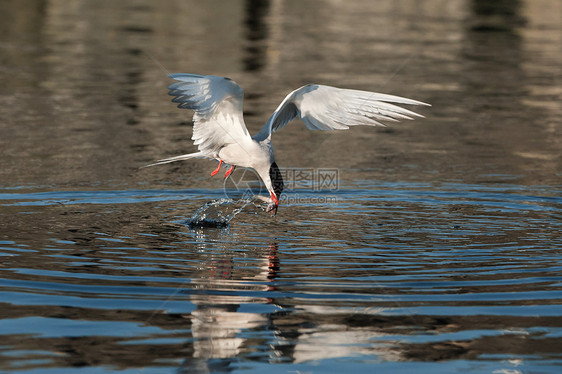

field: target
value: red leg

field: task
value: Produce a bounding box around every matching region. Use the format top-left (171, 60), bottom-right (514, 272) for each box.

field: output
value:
top-left (211, 160), bottom-right (223, 176)
top-left (224, 165), bottom-right (235, 179)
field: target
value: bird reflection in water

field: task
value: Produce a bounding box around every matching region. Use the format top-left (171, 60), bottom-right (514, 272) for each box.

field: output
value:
top-left (176, 230), bottom-right (400, 372)
top-left (179, 229), bottom-right (279, 372)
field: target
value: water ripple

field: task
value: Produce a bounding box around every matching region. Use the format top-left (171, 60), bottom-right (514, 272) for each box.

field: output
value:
top-left (0, 182), bottom-right (561, 372)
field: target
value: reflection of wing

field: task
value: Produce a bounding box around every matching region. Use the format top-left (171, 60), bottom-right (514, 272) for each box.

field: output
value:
top-left (253, 84), bottom-right (430, 141)
top-left (168, 74), bottom-right (252, 155)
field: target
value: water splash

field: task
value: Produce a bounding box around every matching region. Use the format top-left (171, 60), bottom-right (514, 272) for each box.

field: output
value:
top-left (186, 198), bottom-right (258, 228)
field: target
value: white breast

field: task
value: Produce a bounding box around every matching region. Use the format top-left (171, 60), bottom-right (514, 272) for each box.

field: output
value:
top-left (218, 140), bottom-right (271, 170)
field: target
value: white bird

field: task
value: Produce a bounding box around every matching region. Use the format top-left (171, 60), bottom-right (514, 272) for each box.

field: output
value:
top-left (148, 73), bottom-right (430, 214)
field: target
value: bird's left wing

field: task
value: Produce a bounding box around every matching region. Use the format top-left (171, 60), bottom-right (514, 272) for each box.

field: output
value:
top-left (253, 84), bottom-right (430, 141)
top-left (168, 73), bottom-right (252, 155)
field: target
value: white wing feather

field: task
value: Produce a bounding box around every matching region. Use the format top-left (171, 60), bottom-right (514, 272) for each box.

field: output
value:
top-left (253, 84), bottom-right (430, 141)
top-left (168, 73), bottom-right (252, 155)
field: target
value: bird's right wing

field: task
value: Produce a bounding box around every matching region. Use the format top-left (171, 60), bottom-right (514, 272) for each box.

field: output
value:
top-left (168, 73), bottom-right (252, 155)
top-left (253, 84), bottom-right (430, 141)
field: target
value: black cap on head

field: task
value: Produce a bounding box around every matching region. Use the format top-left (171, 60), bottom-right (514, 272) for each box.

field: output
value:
top-left (269, 162), bottom-right (284, 200)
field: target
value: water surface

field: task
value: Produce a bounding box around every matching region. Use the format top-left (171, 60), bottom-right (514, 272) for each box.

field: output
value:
top-left (1, 0), bottom-right (561, 373)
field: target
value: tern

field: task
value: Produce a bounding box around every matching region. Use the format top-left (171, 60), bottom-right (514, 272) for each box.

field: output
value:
top-left (147, 73), bottom-right (429, 214)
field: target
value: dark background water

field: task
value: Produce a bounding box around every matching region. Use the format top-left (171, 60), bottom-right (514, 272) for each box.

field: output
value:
top-left (0, 0), bottom-right (561, 373)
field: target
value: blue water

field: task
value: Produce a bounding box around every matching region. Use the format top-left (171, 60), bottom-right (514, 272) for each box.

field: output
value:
top-left (1, 182), bottom-right (561, 373)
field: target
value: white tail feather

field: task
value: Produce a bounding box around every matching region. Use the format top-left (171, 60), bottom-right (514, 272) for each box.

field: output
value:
top-left (141, 152), bottom-right (207, 168)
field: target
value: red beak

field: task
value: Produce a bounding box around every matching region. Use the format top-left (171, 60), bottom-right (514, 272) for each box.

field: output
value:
top-left (267, 191), bottom-right (279, 215)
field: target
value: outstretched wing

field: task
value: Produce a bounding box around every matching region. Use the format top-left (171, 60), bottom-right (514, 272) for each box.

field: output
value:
top-left (168, 73), bottom-right (252, 155)
top-left (253, 84), bottom-right (430, 141)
